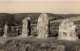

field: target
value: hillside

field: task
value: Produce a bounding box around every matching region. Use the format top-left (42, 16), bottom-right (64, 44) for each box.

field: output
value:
top-left (0, 13), bottom-right (80, 27)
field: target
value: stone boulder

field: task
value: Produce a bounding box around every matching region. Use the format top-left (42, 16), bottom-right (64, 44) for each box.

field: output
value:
top-left (58, 19), bottom-right (78, 41)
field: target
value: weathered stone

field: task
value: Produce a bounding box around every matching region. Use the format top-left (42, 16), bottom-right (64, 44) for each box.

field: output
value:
top-left (3, 23), bottom-right (8, 37)
top-left (37, 13), bottom-right (49, 39)
top-left (21, 17), bottom-right (30, 37)
top-left (58, 19), bottom-right (78, 41)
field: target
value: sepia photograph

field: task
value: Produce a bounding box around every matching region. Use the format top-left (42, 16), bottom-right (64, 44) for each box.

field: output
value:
top-left (0, 0), bottom-right (80, 51)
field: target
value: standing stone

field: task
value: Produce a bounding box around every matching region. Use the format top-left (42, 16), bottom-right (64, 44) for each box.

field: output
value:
top-left (37, 13), bottom-right (49, 39)
top-left (58, 19), bottom-right (78, 41)
top-left (3, 22), bottom-right (8, 37)
top-left (21, 17), bottom-right (30, 37)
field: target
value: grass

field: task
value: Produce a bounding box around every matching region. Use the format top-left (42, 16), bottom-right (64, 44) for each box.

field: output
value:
top-left (0, 37), bottom-right (79, 51)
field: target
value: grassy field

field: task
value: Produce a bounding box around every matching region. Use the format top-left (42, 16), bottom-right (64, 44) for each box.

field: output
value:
top-left (0, 37), bottom-right (80, 51)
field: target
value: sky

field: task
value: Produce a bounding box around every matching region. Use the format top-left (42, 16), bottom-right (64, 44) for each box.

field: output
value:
top-left (0, 1), bottom-right (80, 14)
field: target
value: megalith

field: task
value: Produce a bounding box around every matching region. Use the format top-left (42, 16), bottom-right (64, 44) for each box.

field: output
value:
top-left (3, 23), bottom-right (8, 37)
top-left (21, 17), bottom-right (30, 37)
top-left (58, 19), bottom-right (78, 41)
top-left (37, 13), bottom-right (49, 39)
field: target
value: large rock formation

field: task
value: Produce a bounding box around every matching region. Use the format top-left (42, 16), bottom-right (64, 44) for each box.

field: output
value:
top-left (58, 19), bottom-right (78, 41)
top-left (37, 13), bottom-right (49, 39)
top-left (21, 17), bottom-right (30, 37)
top-left (3, 23), bottom-right (8, 37)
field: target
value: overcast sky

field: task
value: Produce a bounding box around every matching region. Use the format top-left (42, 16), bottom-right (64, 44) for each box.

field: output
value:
top-left (0, 1), bottom-right (80, 14)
